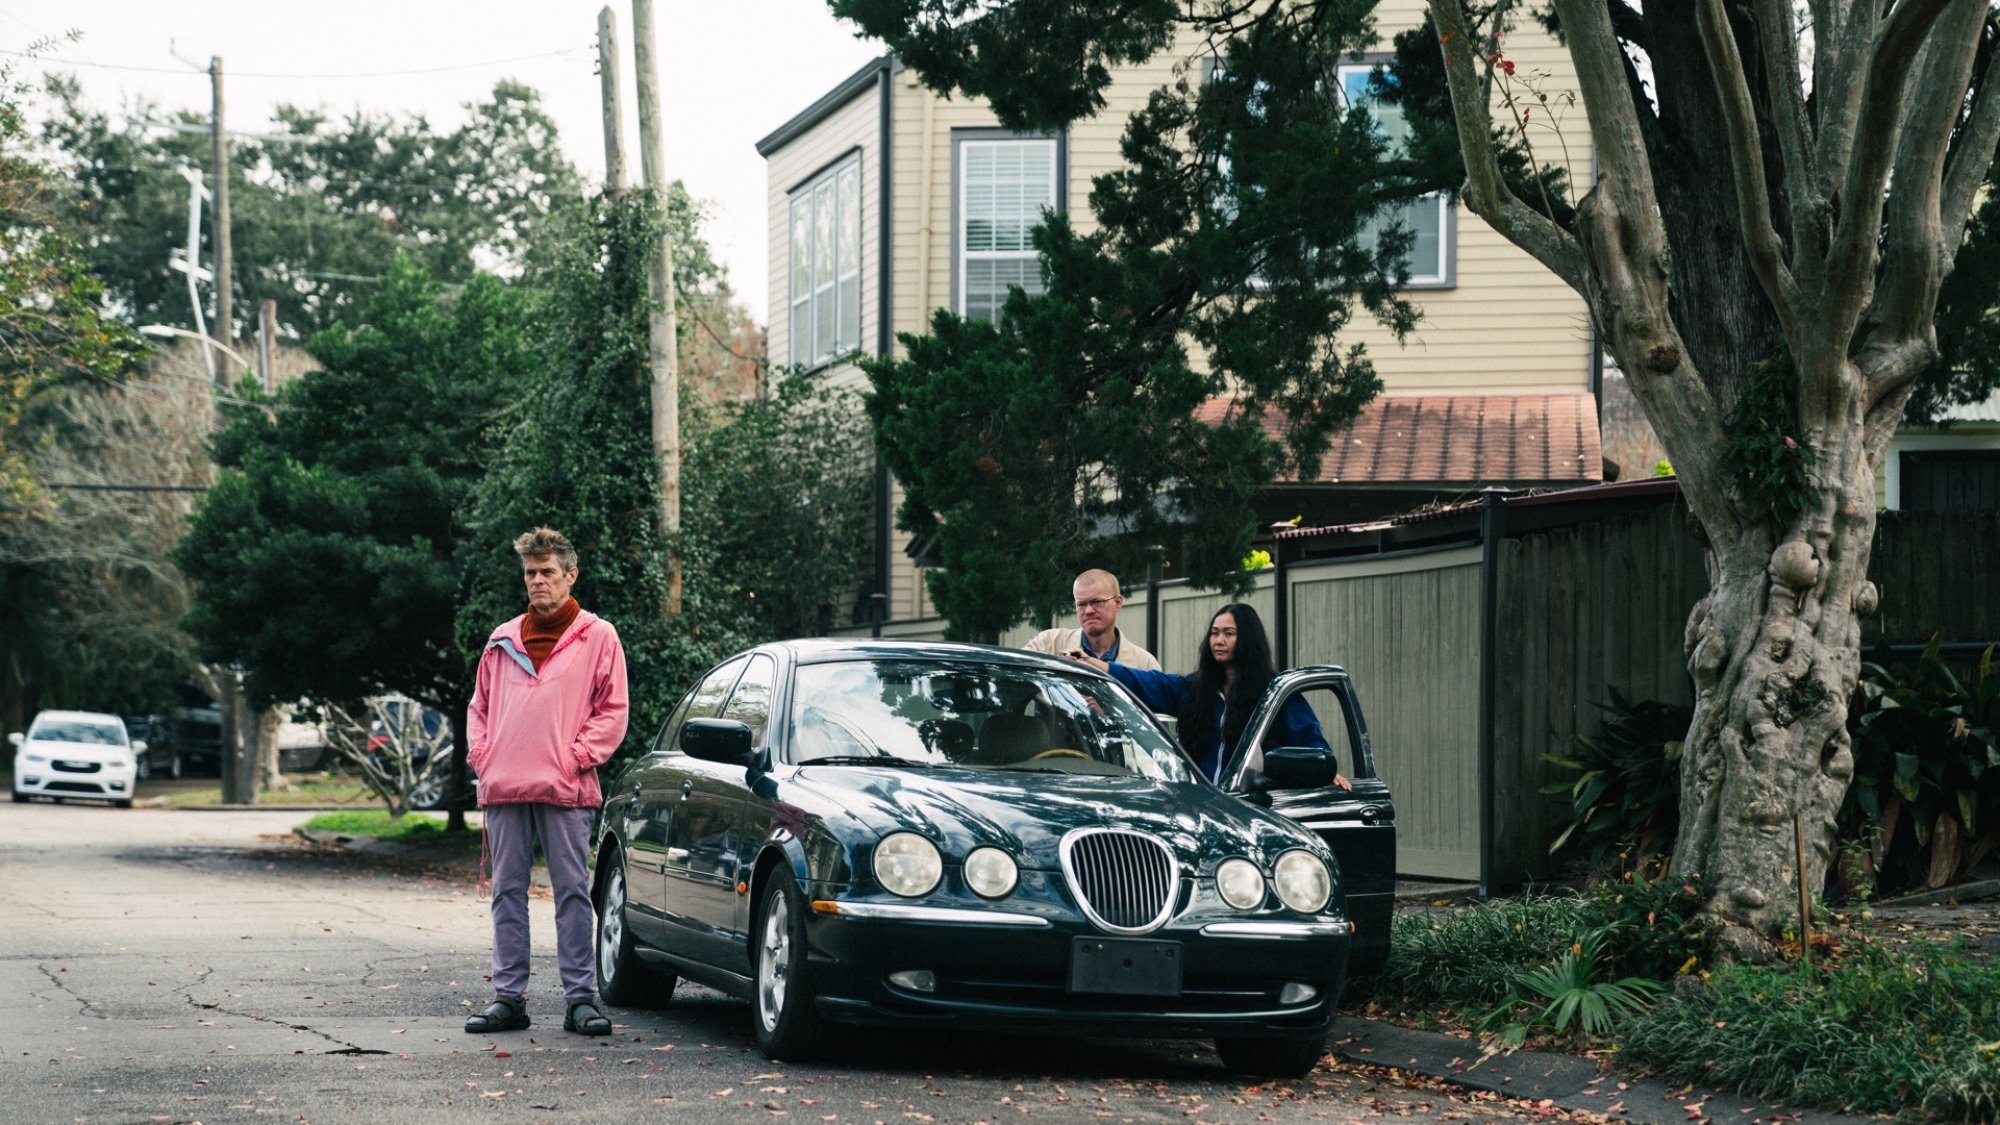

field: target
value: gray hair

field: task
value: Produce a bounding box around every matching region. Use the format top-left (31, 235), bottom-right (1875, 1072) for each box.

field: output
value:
top-left (512, 527), bottom-right (577, 572)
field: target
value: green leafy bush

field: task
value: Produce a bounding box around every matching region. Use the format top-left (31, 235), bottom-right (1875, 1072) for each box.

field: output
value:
top-left (1841, 641), bottom-right (2000, 896)
top-left (1585, 860), bottom-right (1715, 980)
top-left (1621, 937), bottom-right (2000, 1118)
top-left (1543, 689), bottom-right (1691, 871)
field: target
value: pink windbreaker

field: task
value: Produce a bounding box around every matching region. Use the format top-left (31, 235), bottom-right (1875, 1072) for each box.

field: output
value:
top-left (467, 609), bottom-right (630, 808)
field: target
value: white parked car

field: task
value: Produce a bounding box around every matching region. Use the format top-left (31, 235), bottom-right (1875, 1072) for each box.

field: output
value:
top-left (9, 710), bottom-right (144, 807)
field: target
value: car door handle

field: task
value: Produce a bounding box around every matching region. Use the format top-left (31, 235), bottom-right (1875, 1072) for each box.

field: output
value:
top-left (1359, 805), bottom-right (1383, 825)
top-left (680, 780), bottom-right (693, 800)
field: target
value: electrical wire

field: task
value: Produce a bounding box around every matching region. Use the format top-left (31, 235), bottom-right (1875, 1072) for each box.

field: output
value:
top-left (0, 44), bottom-right (590, 79)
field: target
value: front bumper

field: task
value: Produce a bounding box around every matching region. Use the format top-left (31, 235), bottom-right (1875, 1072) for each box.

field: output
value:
top-left (802, 900), bottom-right (1350, 1037)
top-left (14, 759), bottom-right (135, 800)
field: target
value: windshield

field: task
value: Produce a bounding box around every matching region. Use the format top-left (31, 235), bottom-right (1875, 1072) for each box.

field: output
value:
top-left (29, 719), bottom-right (126, 746)
top-left (788, 658), bottom-right (1200, 782)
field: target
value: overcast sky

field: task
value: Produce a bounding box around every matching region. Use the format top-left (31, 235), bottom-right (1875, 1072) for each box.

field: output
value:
top-left (10, 1), bottom-right (885, 324)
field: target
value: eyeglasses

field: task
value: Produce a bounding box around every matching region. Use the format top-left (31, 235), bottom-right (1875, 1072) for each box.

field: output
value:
top-left (1074, 596), bottom-right (1120, 611)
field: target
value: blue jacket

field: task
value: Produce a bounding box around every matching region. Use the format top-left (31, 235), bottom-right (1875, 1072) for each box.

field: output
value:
top-left (1107, 664), bottom-right (1330, 780)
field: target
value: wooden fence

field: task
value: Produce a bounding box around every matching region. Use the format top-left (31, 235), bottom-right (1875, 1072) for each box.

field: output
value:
top-left (830, 489), bottom-right (1999, 889)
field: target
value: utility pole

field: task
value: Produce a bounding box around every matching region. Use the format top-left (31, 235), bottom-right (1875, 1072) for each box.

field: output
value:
top-left (631, 0), bottom-right (682, 616)
top-left (208, 56), bottom-right (234, 388)
top-left (597, 7), bottom-right (628, 198)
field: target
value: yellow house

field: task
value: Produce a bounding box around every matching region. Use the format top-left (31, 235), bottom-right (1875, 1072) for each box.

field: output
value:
top-left (757, 1), bottom-right (1605, 629)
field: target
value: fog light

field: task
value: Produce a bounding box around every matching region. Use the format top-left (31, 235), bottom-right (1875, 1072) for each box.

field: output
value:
top-left (1278, 982), bottom-right (1318, 1005)
top-left (24, 776), bottom-right (42, 785)
top-left (109, 781), bottom-right (127, 791)
top-left (888, 969), bottom-right (937, 993)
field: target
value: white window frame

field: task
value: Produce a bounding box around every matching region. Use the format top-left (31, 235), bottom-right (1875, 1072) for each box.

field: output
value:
top-left (953, 132), bottom-right (1063, 321)
top-left (787, 152), bottom-right (863, 368)
top-left (1337, 56), bottom-right (1455, 289)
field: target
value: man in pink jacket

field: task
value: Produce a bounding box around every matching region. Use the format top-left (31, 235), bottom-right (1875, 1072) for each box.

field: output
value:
top-left (463, 527), bottom-right (629, 1037)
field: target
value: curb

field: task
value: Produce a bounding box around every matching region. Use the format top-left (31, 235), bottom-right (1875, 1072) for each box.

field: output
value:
top-left (1327, 1018), bottom-right (1868, 1124)
top-left (293, 826), bottom-right (547, 889)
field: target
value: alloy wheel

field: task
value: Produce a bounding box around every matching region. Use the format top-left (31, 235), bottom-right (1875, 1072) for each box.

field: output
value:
top-left (757, 888), bottom-right (793, 1032)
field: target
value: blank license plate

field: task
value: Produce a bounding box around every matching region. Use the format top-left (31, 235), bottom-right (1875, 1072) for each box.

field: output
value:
top-left (1068, 937), bottom-right (1183, 996)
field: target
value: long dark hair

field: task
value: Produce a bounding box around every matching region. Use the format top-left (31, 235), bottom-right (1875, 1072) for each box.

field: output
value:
top-left (1177, 603), bottom-right (1276, 767)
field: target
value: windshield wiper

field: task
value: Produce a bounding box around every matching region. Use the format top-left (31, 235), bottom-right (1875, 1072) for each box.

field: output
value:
top-left (800, 755), bottom-right (935, 768)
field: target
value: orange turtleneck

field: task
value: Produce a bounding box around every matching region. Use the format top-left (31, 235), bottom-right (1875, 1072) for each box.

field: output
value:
top-left (521, 596), bottom-right (580, 672)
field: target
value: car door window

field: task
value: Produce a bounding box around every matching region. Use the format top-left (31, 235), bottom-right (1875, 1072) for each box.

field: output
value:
top-left (1231, 678), bottom-right (1362, 781)
top-left (655, 657), bottom-right (748, 755)
top-left (719, 655), bottom-right (776, 745)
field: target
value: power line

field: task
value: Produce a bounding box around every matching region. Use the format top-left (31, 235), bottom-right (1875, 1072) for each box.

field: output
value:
top-left (3, 44), bottom-right (590, 79)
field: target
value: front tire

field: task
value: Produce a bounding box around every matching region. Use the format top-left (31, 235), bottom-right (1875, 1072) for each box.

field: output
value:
top-left (752, 875), bottom-right (824, 1061)
top-left (594, 850), bottom-right (676, 1008)
top-left (135, 755), bottom-right (151, 781)
top-left (1215, 1034), bottom-right (1327, 1078)
top-left (10, 789), bottom-right (25, 803)
top-left (167, 752), bottom-right (183, 780)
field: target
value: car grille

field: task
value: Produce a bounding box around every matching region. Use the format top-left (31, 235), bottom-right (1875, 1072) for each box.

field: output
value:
top-left (52, 760), bottom-right (103, 774)
top-left (1060, 828), bottom-right (1177, 934)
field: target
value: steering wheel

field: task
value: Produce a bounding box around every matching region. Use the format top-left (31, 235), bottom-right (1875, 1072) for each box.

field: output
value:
top-left (1029, 748), bottom-right (1091, 761)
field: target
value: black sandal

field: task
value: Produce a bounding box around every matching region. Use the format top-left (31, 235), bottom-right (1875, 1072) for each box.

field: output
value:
top-left (564, 998), bottom-right (612, 1036)
top-left (464, 996), bottom-right (530, 1034)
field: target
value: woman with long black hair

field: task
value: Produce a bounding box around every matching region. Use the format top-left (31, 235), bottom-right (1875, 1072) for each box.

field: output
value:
top-left (1068, 602), bottom-right (1351, 787)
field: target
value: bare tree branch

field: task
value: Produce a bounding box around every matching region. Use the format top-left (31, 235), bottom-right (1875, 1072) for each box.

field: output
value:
top-left (1697, 0), bottom-right (1800, 333)
top-left (1941, 13), bottom-right (2000, 244)
top-left (1423, 0), bottom-right (1586, 290)
top-left (1863, 0), bottom-right (1995, 404)
top-left (1829, 0), bottom-right (1965, 308)
top-left (1752, 0), bottom-right (1823, 234)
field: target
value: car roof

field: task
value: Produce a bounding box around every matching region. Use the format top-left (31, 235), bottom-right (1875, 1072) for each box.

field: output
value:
top-left (30, 710), bottom-right (126, 725)
top-left (772, 638), bottom-right (1099, 675)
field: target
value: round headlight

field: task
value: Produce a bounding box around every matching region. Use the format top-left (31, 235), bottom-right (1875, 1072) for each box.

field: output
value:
top-left (873, 832), bottom-right (943, 897)
top-left (1216, 857), bottom-right (1266, 910)
top-left (1272, 849), bottom-right (1332, 914)
top-left (963, 846), bottom-right (1019, 898)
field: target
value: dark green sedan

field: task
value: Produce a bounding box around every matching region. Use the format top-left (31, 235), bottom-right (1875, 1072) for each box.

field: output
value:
top-left (590, 640), bottom-right (1394, 1077)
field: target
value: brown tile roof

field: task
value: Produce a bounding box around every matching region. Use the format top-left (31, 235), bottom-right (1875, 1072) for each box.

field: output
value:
top-left (1194, 392), bottom-right (1602, 486)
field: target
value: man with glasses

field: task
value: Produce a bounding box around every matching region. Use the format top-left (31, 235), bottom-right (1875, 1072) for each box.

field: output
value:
top-left (1025, 569), bottom-right (1161, 672)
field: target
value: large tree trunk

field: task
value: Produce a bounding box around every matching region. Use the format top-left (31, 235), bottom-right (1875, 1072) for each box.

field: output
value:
top-left (1670, 430), bottom-right (1872, 956)
top-left (1424, 0), bottom-right (1997, 956)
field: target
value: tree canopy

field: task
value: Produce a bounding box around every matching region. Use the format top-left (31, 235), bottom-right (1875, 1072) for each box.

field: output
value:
top-left (42, 76), bottom-right (581, 340)
top-left (176, 255), bottom-right (534, 716)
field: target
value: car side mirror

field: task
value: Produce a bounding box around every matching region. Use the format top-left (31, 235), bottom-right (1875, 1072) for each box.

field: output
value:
top-left (681, 718), bottom-right (758, 767)
top-left (7, 732), bottom-right (21, 747)
top-left (131, 739), bottom-right (148, 755)
top-left (1250, 745), bottom-right (1339, 792)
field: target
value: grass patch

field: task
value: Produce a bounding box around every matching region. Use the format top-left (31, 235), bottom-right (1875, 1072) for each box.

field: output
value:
top-left (159, 775), bottom-right (379, 809)
top-left (1375, 893), bottom-right (2000, 1120)
top-left (1621, 937), bottom-right (2000, 1120)
top-left (301, 808), bottom-right (455, 839)
top-left (1375, 893), bottom-right (1594, 1009)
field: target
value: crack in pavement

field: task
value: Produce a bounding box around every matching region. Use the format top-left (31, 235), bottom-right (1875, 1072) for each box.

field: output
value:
top-left (34, 961), bottom-right (107, 1020)
top-left (180, 985), bottom-right (386, 1054)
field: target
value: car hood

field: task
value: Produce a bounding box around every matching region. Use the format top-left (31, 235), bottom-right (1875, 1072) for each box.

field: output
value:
top-left (789, 767), bottom-right (1323, 869)
top-left (20, 739), bottom-right (131, 763)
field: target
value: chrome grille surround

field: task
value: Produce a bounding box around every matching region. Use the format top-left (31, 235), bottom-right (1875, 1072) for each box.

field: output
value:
top-left (1058, 827), bottom-right (1178, 935)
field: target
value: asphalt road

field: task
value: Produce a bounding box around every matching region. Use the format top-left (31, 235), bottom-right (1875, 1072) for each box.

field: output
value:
top-left (0, 799), bottom-right (1594, 1125)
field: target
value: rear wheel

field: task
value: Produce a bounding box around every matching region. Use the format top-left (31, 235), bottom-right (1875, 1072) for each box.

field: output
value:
top-left (752, 876), bottom-right (824, 1061)
top-left (1215, 1034), bottom-right (1327, 1078)
top-left (594, 849), bottom-right (677, 1007)
top-left (167, 752), bottom-right (183, 780)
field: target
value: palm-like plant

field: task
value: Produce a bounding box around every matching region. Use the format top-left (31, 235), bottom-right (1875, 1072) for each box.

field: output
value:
top-left (1478, 930), bottom-right (1665, 1053)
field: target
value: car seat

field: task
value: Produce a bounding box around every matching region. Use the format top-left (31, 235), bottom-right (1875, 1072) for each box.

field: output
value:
top-left (974, 712), bottom-right (1048, 764)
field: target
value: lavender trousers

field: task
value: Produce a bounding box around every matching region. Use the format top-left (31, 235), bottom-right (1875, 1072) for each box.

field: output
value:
top-left (484, 803), bottom-right (597, 1001)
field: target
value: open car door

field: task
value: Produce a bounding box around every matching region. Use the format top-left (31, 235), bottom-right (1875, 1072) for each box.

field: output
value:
top-left (1224, 666), bottom-right (1396, 977)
